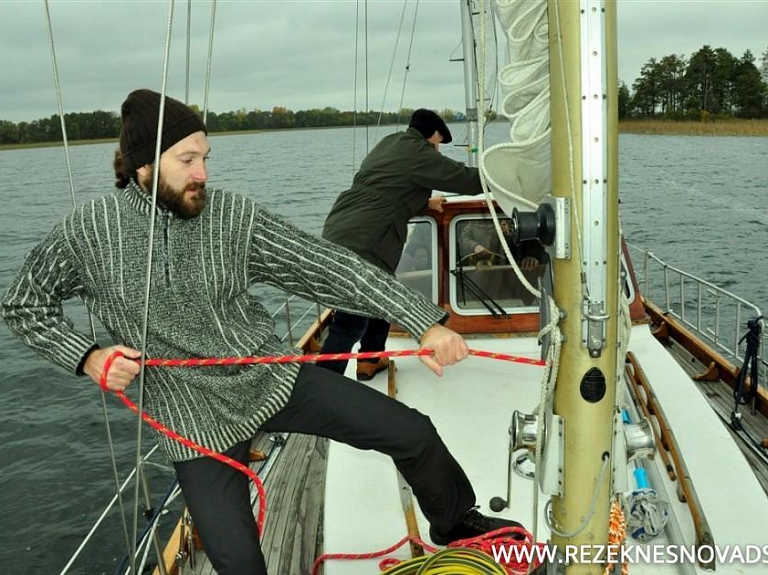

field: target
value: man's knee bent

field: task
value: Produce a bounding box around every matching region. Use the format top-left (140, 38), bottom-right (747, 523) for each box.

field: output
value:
top-left (395, 409), bottom-right (442, 458)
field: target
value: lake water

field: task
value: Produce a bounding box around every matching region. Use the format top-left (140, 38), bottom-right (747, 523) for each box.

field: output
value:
top-left (0, 124), bottom-right (766, 574)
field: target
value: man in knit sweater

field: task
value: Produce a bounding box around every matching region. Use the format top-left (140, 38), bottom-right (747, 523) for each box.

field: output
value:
top-left (2, 90), bottom-right (522, 575)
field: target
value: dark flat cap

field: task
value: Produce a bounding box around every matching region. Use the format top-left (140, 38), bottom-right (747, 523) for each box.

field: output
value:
top-left (408, 108), bottom-right (452, 144)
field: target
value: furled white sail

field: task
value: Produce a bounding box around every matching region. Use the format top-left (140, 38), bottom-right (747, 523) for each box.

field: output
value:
top-left (481, 0), bottom-right (551, 216)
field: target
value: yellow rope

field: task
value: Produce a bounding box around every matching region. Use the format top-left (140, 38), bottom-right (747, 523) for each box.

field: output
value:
top-left (381, 547), bottom-right (508, 574)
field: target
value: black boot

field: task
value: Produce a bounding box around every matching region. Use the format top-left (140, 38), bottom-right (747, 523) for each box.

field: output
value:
top-left (429, 506), bottom-right (526, 546)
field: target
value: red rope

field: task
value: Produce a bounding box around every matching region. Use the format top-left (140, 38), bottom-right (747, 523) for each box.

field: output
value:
top-left (99, 351), bottom-right (267, 534)
top-left (311, 526), bottom-right (544, 574)
top-left (142, 348), bottom-right (546, 368)
top-left (311, 533), bottom-right (438, 575)
top-left (446, 527), bottom-right (544, 574)
top-left (98, 347), bottom-right (546, 559)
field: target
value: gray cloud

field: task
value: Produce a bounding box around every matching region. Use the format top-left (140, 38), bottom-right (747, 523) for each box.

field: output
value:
top-left (1, 0), bottom-right (766, 123)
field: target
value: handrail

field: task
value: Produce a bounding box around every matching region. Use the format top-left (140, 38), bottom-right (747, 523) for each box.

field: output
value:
top-left (627, 243), bottom-right (766, 392)
top-left (59, 446), bottom-right (169, 574)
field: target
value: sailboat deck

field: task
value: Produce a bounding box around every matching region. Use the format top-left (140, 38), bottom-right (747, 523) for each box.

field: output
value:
top-left (181, 325), bottom-right (768, 575)
top-left (320, 326), bottom-right (768, 574)
top-left (188, 432), bottom-right (327, 575)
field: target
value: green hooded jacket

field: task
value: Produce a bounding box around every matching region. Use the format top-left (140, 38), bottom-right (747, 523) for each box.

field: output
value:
top-left (322, 127), bottom-right (483, 273)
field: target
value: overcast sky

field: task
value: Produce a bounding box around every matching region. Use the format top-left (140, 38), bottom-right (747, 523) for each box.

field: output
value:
top-left (1, 0), bottom-right (766, 123)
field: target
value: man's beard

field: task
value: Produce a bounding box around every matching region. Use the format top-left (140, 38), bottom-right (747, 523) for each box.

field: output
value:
top-left (140, 169), bottom-right (206, 219)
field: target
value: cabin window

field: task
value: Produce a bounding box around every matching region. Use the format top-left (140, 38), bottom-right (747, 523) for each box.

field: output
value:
top-left (449, 215), bottom-right (552, 316)
top-left (395, 217), bottom-right (438, 303)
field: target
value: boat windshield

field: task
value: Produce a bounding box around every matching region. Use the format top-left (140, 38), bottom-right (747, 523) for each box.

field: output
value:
top-left (449, 215), bottom-right (552, 316)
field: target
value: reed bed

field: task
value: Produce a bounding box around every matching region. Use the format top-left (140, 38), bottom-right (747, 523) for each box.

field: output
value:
top-left (619, 119), bottom-right (768, 137)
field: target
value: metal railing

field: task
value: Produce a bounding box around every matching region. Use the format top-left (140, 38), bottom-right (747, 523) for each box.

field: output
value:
top-left (271, 295), bottom-right (324, 347)
top-left (627, 244), bottom-right (766, 393)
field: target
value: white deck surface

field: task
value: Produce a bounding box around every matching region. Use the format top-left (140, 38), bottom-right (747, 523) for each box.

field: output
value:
top-left (323, 326), bottom-right (768, 574)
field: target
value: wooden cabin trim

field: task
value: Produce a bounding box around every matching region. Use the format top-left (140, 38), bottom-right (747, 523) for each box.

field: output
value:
top-left (621, 239), bottom-right (650, 324)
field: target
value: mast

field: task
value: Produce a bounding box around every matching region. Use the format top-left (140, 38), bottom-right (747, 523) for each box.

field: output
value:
top-left (459, 0), bottom-right (479, 167)
top-left (547, 0), bottom-right (620, 569)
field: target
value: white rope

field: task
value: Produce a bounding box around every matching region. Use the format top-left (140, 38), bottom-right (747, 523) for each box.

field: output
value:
top-left (544, 454), bottom-right (611, 538)
top-left (530, 294), bottom-right (561, 548)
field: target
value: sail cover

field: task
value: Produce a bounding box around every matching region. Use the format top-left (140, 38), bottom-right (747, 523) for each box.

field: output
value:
top-left (482, 0), bottom-right (551, 216)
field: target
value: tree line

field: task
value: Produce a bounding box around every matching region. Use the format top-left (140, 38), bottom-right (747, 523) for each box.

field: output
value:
top-left (619, 45), bottom-right (768, 120)
top-left (0, 106), bottom-right (466, 147)
top-left (3, 44), bottom-right (768, 146)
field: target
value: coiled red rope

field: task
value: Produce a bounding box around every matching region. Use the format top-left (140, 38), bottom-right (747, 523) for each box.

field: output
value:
top-left (98, 347), bottom-right (546, 566)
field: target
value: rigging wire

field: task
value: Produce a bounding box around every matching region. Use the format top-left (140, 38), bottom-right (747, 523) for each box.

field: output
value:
top-left (184, 0), bottom-right (191, 104)
top-left (42, 2), bottom-right (135, 570)
top-left (374, 0), bottom-right (409, 139)
top-left (395, 0), bottom-right (420, 130)
top-left (58, 446), bottom-right (159, 574)
top-left (130, 1), bottom-right (177, 572)
top-left (365, 0), bottom-right (370, 153)
top-left (114, 477), bottom-right (181, 575)
top-left (202, 0), bottom-right (218, 124)
top-left (352, 0), bottom-right (361, 171)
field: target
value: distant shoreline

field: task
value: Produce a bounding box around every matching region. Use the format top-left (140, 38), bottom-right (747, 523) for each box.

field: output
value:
top-left (618, 118), bottom-right (768, 137)
top-left (3, 119), bottom-right (768, 151)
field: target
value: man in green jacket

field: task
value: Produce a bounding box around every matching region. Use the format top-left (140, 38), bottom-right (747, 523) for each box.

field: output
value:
top-left (318, 109), bottom-right (484, 380)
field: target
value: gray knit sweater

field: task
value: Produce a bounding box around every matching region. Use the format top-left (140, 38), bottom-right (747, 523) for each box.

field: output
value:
top-left (2, 182), bottom-right (447, 461)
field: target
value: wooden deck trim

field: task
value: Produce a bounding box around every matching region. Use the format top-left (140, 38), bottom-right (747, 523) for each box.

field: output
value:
top-left (644, 298), bottom-right (768, 418)
top-left (151, 521), bottom-right (182, 575)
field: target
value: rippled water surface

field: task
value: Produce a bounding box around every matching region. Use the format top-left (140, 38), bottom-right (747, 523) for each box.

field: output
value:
top-left (0, 125), bottom-right (766, 574)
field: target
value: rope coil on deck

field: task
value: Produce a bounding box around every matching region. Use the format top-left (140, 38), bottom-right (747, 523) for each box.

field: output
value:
top-left (311, 526), bottom-right (541, 575)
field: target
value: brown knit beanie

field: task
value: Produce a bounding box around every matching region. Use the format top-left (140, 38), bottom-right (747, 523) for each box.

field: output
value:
top-left (119, 89), bottom-right (207, 172)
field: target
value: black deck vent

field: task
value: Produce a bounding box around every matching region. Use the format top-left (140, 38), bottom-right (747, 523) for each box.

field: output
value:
top-left (580, 367), bottom-right (606, 403)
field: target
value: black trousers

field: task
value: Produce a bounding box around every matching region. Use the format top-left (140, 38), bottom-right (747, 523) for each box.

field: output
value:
top-left (316, 310), bottom-right (391, 374)
top-left (173, 363), bottom-right (476, 575)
